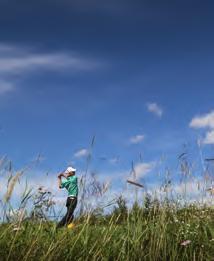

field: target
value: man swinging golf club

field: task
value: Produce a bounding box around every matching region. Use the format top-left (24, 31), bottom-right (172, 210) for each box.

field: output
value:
top-left (57, 166), bottom-right (78, 228)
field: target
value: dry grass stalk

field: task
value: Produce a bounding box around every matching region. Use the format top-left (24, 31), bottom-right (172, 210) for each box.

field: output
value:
top-left (4, 171), bottom-right (24, 202)
top-left (127, 179), bottom-right (144, 188)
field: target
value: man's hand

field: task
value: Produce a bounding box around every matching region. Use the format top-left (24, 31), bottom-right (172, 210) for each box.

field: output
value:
top-left (58, 173), bottom-right (64, 179)
top-left (58, 173), bottom-right (64, 189)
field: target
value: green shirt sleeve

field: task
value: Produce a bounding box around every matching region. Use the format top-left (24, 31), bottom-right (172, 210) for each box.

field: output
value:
top-left (61, 178), bottom-right (70, 189)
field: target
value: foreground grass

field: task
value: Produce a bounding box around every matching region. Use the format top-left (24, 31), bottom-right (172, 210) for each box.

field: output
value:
top-left (1, 206), bottom-right (214, 261)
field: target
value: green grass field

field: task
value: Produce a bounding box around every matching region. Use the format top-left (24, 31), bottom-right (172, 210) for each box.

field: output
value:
top-left (1, 204), bottom-right (214, 261)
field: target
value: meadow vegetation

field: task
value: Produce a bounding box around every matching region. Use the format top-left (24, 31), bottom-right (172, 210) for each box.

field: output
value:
top-left (1, 152), bottom-right (214, 261)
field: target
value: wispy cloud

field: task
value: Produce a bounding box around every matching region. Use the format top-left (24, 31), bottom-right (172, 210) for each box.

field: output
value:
top-left (0, 53), bottom-right (95, 75)
top-left (74, 148), bottom-right (89, 158)
top-left (0, 44), bottom-right (97, 75)
top-left (0, 43), bottom-right (99, 96)
top-left (129, 162), bottom-right (155, 180)
top-left (146, 102), bottom-right (163, 117)
top-left (190, 111), bottom-right (214, 144)
top-left (129, 134), bottom-right (144, 144)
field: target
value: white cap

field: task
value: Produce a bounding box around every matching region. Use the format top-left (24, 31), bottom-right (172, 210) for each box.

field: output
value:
top-left (64, 166), bottom-right (76, 174)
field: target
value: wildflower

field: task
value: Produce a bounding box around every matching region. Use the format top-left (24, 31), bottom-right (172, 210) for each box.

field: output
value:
top-left (38, 186), bottom-right (50, 194)
top-left (13, 226), bottom-right (23, 231)
top-left (181, 240), bottom-right (191, 246)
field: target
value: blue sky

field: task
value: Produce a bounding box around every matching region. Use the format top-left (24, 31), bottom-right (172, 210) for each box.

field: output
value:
top-left (0, 0), bottom-right (214, 206)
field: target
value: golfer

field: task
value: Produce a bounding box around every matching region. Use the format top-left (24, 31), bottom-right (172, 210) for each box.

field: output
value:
top-left (57, 166), bottom-right (78, 228)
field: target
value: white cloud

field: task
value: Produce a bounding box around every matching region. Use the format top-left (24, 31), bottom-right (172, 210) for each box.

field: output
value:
top-left (0, 53), bottom-right (95, 75)
top-left (190, 111), bottom-right (214, 145)
top-left (130, 162), bottom-right (155, 180)
top-left (0, 45), bottom-right (97, 75)
top-left (190, 111), bottom-right (214, 129)
top-left (147, 102), bottom-right (163, 117)
top-left (0, 43), bottom-right (99, 96)
top-left (144, 180), bottom-right (212, 207)
top-left (203, 130), bottom-right (214, 144)
top-left (172, 180), bottom-right (200, 196)
top-left (129, 134), bottom-right (144, 144)
top-left (95, 161), bottom-right (155, 183)
top-left (74, 148), bottom-right (89, 158)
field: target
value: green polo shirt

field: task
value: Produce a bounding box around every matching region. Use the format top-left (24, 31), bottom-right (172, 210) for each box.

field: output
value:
top-left (60, 176), bottom-right (78, 197)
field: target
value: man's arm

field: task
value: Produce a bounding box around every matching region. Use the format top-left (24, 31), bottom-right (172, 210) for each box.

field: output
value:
top-left (58, 173), bottom-right (66, 188)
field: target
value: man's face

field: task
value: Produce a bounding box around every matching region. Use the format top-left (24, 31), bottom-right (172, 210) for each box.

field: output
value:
top-left (66, 171), bottom-right (75, 178)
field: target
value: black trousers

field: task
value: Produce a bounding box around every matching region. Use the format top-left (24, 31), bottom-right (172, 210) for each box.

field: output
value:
top-left (57, 197), bottom-right (77, 228)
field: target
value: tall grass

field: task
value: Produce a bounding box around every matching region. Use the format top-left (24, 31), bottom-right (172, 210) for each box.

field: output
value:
top-left (0, 204), bottom-right (214, 260)
top-left (1, 150), bottom-right (214, 260)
